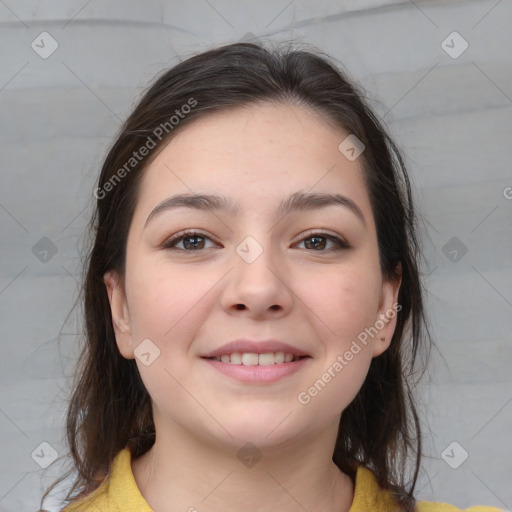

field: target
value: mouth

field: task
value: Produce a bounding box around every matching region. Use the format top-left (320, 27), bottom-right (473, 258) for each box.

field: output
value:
top-left (201, 353), bottom-right (312, 383)
top-left (203, 352), bottom-right (310, 365)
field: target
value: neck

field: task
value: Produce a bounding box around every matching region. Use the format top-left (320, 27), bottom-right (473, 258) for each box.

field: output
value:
top-left (132, 417), bottom-right (354, 512)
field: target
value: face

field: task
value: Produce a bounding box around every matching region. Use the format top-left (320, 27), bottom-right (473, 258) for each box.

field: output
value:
top-left (105, 102), bottom-right (400, 451)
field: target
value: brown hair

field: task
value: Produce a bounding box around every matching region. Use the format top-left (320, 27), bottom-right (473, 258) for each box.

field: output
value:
top-left (41, 41), bottom-right (430, 511)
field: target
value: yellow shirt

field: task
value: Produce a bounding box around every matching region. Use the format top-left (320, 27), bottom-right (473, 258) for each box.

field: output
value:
top-left (61, 448), bottom-right (504, 512)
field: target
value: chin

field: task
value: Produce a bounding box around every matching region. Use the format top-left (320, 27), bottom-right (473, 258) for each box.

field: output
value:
top-left (217, 412), bottom-right (306, 449)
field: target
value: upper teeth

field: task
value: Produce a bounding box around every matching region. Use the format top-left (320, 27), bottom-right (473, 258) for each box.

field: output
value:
top-left (212, 352), bottom-right (299, 365)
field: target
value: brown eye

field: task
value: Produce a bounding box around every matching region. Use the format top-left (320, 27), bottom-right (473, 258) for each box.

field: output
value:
top-left (296, 233), bottom-right (349, 251)
top-left (162, 231), bottom-right (217, 251)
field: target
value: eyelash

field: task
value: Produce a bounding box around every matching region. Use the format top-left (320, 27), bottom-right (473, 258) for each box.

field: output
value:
top-left (161, 230), bottom-right (349, 252)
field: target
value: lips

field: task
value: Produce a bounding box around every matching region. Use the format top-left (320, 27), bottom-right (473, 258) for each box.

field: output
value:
top-left (201, 339), bottom-right (310, 359)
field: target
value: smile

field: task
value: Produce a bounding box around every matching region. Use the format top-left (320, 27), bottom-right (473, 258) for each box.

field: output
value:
top-left (207, 351), bottom-right (305, 365)
top-left (202, 354), bottom-right (312, 383)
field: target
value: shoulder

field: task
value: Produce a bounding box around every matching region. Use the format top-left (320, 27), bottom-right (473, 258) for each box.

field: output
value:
top-left (60, 479), bottom-right (112, 512)
top-left (60, 447), bottom-right (150, 512)
top-left (353, 465), bottom-right (504, 512)
top-left (417, 502), bottom-right (505, 512)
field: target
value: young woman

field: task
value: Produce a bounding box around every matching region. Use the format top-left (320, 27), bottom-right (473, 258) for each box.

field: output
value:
top-left (41, 42), bottom-right (502, 512)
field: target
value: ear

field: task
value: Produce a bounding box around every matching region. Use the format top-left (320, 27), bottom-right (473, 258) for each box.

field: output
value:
top-left (104, 270), bottom-right (135, 359)
top-left (372, 262), bottom-right (402, 358)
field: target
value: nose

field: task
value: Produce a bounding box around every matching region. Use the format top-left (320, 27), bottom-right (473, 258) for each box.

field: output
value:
top-left (220, 239), bottom-right (294, 320)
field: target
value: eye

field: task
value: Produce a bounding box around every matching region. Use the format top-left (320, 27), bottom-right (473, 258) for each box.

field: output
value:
top-left (162, 230), bottom-right (218, 251)
top-left (295, 232), bottom-right (349, 251)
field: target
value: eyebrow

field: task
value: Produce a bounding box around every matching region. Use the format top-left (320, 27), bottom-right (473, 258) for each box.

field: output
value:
top-left (144, 191), bottom-right (366, 228)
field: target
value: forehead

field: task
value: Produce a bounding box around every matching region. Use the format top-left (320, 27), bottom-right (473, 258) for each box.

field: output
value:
top-left (133, 102), bottom-right (373, 223)
top-left (160, 102), bottom-right (346, 168)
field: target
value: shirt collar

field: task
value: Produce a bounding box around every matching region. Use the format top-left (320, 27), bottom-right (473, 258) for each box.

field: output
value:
top-left (349, 464), bottom-right (397, 511)
top-left (105, 447), bottom-right (153, 511)
top-left (95, 447), bottom-right (395, 512)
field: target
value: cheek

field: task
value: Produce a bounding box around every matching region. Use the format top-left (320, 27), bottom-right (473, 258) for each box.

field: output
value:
top-left (124, 261), bottom-right (213, 409)
top-left (126, 257), bottom-right (214, 340)
top-left (301, 265), bottom-right (381, 342)
top-left (293, 266), bottom-right (379, 412)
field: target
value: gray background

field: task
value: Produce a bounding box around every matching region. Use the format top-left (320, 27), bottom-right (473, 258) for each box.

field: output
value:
top-left (1, 0), bottom-right (511, 510)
